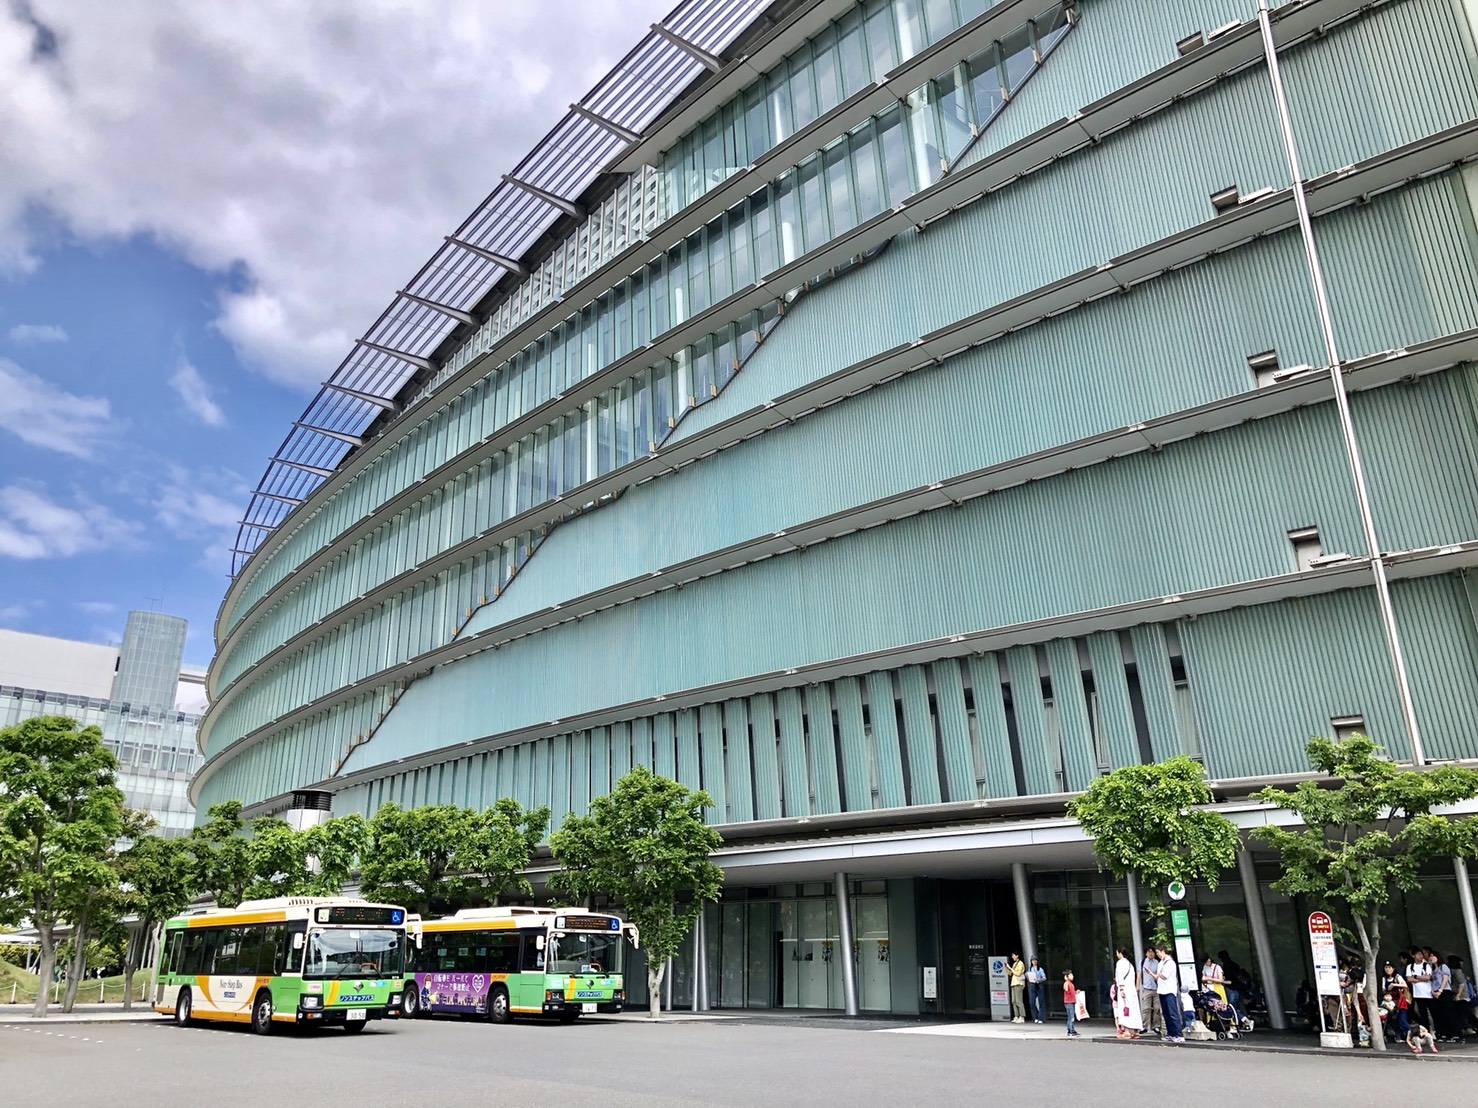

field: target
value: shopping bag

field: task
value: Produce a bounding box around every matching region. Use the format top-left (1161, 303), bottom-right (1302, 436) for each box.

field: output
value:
top-left (1075, 994), bottom-right (1088, 1020)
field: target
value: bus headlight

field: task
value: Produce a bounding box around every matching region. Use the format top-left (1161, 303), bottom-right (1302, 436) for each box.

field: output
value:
top-left (301, 996), bottom-right (321, 1009)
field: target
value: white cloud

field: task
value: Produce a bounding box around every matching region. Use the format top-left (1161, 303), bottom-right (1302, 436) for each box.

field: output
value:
top-left (0, 483), bottom-right (143, 559)
top-left (0, 0), bottom-right (678, 389)
top-left (0, 356), bottom-right (114, 457)
top-left (152, 464), bottom-right (250, 569)
top-left (75, 599), bottom-right (117, 614)
top-left (7, 322), bottom-right (68, 344)
top-left (169, 359), bottom-right (226, 426)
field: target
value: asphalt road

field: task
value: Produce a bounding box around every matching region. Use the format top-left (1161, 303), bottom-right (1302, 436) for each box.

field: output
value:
top-left (1, 1013), bottom-right (1472, 1107)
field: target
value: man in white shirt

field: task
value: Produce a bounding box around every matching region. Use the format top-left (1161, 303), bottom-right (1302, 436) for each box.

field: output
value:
top-left (1154, 944), bottom-right (1184, 1042)
top-left (1407, 948), bottom-right (1435, 1034)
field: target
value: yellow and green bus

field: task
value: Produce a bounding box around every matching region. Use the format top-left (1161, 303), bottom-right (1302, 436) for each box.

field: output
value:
top-left (154, 897), bottom-right (410, 1034)
top-left (405, 907), bottom-right (637, 1023)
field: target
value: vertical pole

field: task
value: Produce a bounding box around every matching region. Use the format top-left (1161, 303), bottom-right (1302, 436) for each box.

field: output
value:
top-left (1456, 857), bottom-right (1478, 977)
top-left (1126, 873), bottom-right (1146, 967)
top-left (1011, 863), bottom-right (1037, 960)
top-left (1238, 847), bottom-right (1287, 1030)
top-left (835, 872), bottom-right (860, 1016)
top-left (663, 956), bottom-right (673, 1011)
top-left (697, 910), bottom-right (710, 1012)
top-left (1255, 0), bottom-right (1425, 764)
top-left (690, 924), bottom-right (700, 1012)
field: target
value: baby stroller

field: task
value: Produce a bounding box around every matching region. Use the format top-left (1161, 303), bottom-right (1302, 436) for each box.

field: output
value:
top-left (1198, 988), bottom-right (1241, 1040)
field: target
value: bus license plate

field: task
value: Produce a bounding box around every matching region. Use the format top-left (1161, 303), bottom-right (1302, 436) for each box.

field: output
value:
top-left (347, 1008), bottom-right (367, 1021)
top-left (581, 1003), bottom-right (596, 1014)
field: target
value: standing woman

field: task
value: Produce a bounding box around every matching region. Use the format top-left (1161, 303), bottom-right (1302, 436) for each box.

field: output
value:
top-left (1026, 957), bottom-right (1047, 1024)
top-left (1113, 946), bottom-right (1143, 1038)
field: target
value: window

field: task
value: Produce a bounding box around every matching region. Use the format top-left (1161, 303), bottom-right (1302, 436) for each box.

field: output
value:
top-left (1289, 527), bottom-right (1322, 571)
top-left (1332, 715), bottom-right (1366, 741)
top-left (1248, 349), bottom-right (1280, 388)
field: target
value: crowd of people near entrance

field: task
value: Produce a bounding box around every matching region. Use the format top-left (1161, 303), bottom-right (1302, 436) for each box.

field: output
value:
top-left (1294, 947), bottom-right (1478, 1052)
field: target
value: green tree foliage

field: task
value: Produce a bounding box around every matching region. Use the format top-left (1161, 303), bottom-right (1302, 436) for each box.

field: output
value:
top-left (186, 801), bottom-right (256, 909)
top-left (1254, 734), bottom-right (1478, 1052)
top-left (359, 801), bottom-right (549, 915)
top-left (300, 814), bottom-right (369, 896)
top-left (0, 716), bottom-right (125, 1017)
top-left (1067, 755), bottom-right (1240, 939)
top-left (549, 767), bottom-right (723, 1019)
top-left (114, 822), bottom-right (196, 1010)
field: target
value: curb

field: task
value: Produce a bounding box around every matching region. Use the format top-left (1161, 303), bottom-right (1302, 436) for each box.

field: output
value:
top-left (0, 1014), bottom-right (161, 1025)
top-left (1100, 1035), bottom-right (1478, 1064)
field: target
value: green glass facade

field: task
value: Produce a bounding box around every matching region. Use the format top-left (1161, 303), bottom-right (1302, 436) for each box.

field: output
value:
top-left (200, 0), bottom-right (1478, 1014)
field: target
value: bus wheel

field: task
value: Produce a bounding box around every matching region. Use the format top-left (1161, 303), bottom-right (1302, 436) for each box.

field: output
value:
top-left (486, 986), bottom-right (511, 1025)
top-left (250, 991), bottom-right (274, 1036)
top-left (174, 988), bottom-right (193, 1027)
top-left (401, 986), bottom-right (419, 1018)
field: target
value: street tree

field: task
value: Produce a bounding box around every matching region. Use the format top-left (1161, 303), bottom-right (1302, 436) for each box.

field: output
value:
top-left (299, 813), bottom-right (368, 896)
top-left (0, 715), bottom-right (125, 1017)
top-left (244, 815), bottom-right (311, 899)
top-left (359, 803), bottom-right (474, 915)
top-left (549, 766), bottom-right (722, 1019)
top-left (1254, 734), bottom-right (1478, 1052)
top-left (186, 801), bottom-right (255, 908)
top-left (58, 807), bottom-right (150, 1012)
top-left (115, 822), bottom-right (196, 1010)
top-left (460, 798), bottom-right (550, 904)
top-left (1067, 755), bottom-right (1241, 941)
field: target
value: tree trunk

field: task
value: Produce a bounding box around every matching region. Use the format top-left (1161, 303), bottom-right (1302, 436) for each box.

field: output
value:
top-left (1353, 911), bottom-right (1384, 1052)
top-left (32, 926), bottom-right (56, 1019)
top-left (61, 907), bottom-right (90, 1014)
top-left (647, 962), bottom-right (664, 1020)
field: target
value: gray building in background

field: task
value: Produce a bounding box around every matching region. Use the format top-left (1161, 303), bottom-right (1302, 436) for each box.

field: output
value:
top-left (0, 612), bottom-right (203, 837)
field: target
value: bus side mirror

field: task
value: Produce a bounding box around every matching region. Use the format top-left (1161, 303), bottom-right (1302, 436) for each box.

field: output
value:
top-left (535, 935), bottom-right (546, 951)
top-left (292, 933), bottom-right (305, 950)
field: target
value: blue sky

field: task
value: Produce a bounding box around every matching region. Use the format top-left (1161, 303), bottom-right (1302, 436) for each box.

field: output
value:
top-left (0, 0), bottom-right (671, 667)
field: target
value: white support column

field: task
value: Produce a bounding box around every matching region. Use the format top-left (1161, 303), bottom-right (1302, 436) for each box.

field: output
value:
top-left (1238, 846), bottom-right (1287, 1030)
top-left (690, 923), bottom-right (701, 1012)
top-left (697, 910), bottom-right (711, 1012)
top-left (663, 955), bottom-right (673, 1011)
top-left (835, 872), bottom-right (860, 1016)
top-left (1126, 873), bottom-right (1146, 966)
top-left (1012, 863), bottom-right (1037, 959)
top-left (1456, 857), bottom-right (1478, 978)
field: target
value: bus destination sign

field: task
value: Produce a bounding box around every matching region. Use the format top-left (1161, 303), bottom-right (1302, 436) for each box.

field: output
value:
top-left (316, 905), bottom-right (406, 926)
top-left (554, 915), bottom-right (621, 932)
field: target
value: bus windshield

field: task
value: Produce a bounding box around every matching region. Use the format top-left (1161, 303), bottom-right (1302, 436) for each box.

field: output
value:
top-left (547, 931), bottom-right (623, 975)
top-left (305, 928), bottom-right (404, 979)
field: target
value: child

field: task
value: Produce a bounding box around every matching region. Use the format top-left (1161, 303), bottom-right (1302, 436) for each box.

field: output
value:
top-left (1063, 970), bottom-right (1079, 1037)
top-left (1407, 1022), bottom-right (1438, 1055)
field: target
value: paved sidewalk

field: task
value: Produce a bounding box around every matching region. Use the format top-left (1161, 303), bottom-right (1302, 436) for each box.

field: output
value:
top-left (1107, 1028), bottom-right (1478, 1063)
top-left (875, 1018), bottom-right (1116, 1041)
top-left (0, 1004), bottom-right (160, 1024)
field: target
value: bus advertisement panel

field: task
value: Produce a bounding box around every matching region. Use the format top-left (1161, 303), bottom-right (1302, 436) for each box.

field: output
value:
top-left (405, 907), bottom-right (637, 1023)
top-left (154, 897), bottom-right (410, 1034)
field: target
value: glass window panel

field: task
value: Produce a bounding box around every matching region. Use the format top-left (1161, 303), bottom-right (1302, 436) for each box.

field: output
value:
top-left (798, 155), bottom-right (827, 253)
top-left (686, 229), bottom-right (710, 315)
top-left (751, 190), bottom-right (776, 277)
top-left (838, 10), bottom-right (870, 96)
top-left (730, 210), bottom-right (752, 289)
top-left (905, 84), bottom-right (942, 188)
top-left (893, 0), bottom-right (925, 61)
top-left (935, 64), bottom-right (974, 163)
top-left (851, 124), bottom-right (883, 221)
top-left (775, 171), bottom-right (801, 265)
top-left (1001, 24), bottom-right (1035, 94)
top-left (789, 55), bottom-right (817, 132)
top-left (767, 72), bottom-right (793, 145)
top-left (1036, 2), bottom-right (1072, 53)
top-left (813, 29), bottom-right (841, 116)
top-left (877, 105), bottom-right (913, 205)
top-left (923, 0), bottom-right (958, 41)
top-left (967, 44), bottom-right (1004, 136)
top-left (824, 142), bottom-right (856, 235)
top-left (708, 216), bottom-right (731, 303)
top-left (743, 84), bottom-right (770, 163)
top-left (865, 0), bottom-right (897, 79)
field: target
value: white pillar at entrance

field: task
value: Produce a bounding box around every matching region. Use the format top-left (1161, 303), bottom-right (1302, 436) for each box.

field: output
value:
top-left (1126, 873), bottom-right (1145, 964)
top-left (697, 911), bottom-right (711, 1012)
top-left (1455, 857), bottom-right (1478, 976)
top-left (1012, 863), bottom-right (1037, 958)
top-left (1238, 846), bottom-right (1287, 1030)
top-left (690, 921), bottom-right (701, 1011)
top-left (663, 956), bottom-right (673, 1011)
top-left (835, 871), bottom-right (860, 1016)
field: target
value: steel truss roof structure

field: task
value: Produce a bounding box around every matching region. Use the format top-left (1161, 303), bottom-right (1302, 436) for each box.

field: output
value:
top-left (231, 0), bottom-right (780, 577)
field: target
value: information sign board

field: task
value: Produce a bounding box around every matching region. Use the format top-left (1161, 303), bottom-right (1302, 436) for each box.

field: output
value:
top-left (1309, 911), bottom-right (1340, 996)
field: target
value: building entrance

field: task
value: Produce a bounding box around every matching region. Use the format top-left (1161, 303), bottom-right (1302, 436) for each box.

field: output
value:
top-left (937, 879), bottom-right (1020, 1017)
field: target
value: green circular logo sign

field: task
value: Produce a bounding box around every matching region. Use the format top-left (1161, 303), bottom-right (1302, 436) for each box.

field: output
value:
top-left (1167, 881), bottom-right (1187, 901)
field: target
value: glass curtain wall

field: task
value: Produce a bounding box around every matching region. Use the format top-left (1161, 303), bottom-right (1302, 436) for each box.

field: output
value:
top-left (225, 2), bottom-right (1073, 638)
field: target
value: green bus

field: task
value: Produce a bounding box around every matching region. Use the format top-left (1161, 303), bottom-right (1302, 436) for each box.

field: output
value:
top-left (405, 907), bottom-right (638, 1022)
top-left (155, 897), bottom-right (410, 1034)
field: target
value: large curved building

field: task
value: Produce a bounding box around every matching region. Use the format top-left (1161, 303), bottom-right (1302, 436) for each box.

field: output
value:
top-left (198, 0), bottom-right (1478, 1016)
